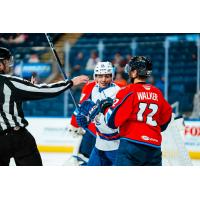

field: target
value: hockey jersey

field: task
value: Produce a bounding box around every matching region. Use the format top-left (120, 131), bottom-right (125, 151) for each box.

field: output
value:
top-left (104, 82), bottom-right (172, 148)
top-left (70, 81), bottom-right (121, 151)
top-left (71, 81), bottom-right (96, 135)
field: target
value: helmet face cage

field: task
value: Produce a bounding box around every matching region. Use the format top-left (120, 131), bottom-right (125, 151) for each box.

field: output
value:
top-left (125, 56), bottom-right (152, 77)
top-left (93, 62), bottom-right (115, 80)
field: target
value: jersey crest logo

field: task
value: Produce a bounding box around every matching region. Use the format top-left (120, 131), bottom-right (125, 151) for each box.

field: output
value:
top-left (143, 85), bottom-right (151, 90)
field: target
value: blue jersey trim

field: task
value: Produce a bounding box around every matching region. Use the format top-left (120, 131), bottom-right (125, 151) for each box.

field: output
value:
top-left (99, 135), bottom-right (120, 141)
top-left (98, 133), bottom-right (120, 140)
top-left (96, 127), bottom-right (120, 140)
top-left (120, 138), bottom-right (161, 149)
top-left (96, 127), bottom-right (119, 137)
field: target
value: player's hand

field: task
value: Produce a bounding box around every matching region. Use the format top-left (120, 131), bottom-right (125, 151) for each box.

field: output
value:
top-left (81, 100), bottom-right (101, 120)
top-left (67, 125), bottom-right (85, 137)
top-left (76, 113), bottom-right (89, 128)
top-left (31, 76), bottom-right (36, 84)
top-left (71, 75), bottom-right (89, 86)
top-left (99, 97), bottom-right (113, 113)
top-left (76, 98), bottom-right (113, 127)
top-left (76, 100), bottom-right (101, 128)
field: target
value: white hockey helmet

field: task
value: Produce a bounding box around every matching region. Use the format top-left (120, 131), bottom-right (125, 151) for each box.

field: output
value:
top-left (93, 61), bottom-right (115, 80)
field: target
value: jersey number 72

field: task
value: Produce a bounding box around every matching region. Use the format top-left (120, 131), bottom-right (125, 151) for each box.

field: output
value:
top-left (137, 103), bottom-right (158, 126)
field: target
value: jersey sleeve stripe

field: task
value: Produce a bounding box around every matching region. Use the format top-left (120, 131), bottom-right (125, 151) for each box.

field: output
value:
top-left (10, 80), bottom-right (72, 94)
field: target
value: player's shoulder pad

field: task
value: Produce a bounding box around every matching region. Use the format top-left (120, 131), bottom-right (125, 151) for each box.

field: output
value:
top-left (111, 82), bottom-right (121, 90)
top-left (116, 84), bottom-right (132, 99)
top-left (82, 80), bottom-right (96, 92)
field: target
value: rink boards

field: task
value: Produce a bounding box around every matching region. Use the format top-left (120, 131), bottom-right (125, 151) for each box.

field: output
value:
top-left (26, 117), bottom-right (75, 153)
top-left (26, 117), bottom-right (200, 159)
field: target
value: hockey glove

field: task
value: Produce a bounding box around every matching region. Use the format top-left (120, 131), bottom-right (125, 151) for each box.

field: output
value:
top-left (76, 98), bottom-right (113, 128)
top-left (76, 113), bottom-right (89, 128)
top-left (67, 124), bottom-right (85, 137)
top-left (76, 99), bottom-right (101, 128)
top-left (84, 98), bottom-right (114, 119)
top-left (79, 100), bottom-right (97, 116)
top-left (99, 97), bottom-right (113, 113)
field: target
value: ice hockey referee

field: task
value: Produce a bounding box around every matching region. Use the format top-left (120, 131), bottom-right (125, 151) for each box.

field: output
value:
top-left (0, 47), bottom-right (88, 166)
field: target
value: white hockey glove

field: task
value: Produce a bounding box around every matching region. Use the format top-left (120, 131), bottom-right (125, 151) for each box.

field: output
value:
top-left (67, 125), bottom-right (85, 137)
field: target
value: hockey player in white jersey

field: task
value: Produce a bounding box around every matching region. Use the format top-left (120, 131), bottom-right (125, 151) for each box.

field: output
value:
top-left (75, 61), bottom-right (121, 165)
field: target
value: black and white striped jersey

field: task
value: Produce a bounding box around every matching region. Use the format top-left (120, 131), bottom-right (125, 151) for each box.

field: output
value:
top-left (0, 74), bottom-right (73, 131)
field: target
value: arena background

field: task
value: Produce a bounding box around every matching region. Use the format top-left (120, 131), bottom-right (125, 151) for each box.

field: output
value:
top-left (1, 33), bottom-right (200, 165)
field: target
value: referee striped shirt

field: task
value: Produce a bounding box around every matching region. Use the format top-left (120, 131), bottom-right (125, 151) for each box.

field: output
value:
top-left (0, 74), bottom-right (73, 131)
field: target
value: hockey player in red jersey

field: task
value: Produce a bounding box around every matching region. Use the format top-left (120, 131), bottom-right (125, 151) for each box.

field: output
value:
top-left (66, 81), bottom-right (97, 165)
top-left (83, 56), bottom-right (172, 166)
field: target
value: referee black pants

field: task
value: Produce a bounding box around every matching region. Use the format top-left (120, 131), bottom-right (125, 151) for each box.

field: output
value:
top-left (0, 128), bottom-right (42, 166)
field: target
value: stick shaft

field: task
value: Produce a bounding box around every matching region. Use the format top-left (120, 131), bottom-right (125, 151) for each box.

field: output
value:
top-left (45, 34), bottom-right (94, 135)
top-left (45, 33), bottom-right (78, 109)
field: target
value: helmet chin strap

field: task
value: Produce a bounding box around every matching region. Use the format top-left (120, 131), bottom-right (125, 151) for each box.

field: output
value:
top-left (130, 78), bottom-right (135, 83)
top-left (129, 71), bottom-right (137, 83)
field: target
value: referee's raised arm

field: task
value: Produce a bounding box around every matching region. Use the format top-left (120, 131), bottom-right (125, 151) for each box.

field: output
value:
top-left (2, 74), bottom-right (88, 101)
top-left (0, 47), bottom-right (88, 166)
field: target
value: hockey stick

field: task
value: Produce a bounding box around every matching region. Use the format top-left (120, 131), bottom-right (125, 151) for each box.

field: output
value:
top-left (45, 33), bottom-right (95, 135)
top-left (45, 33), bottom-right (78, 110)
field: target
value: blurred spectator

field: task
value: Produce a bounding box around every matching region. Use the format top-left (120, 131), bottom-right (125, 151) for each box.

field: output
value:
top-left (114, 72), bottom-right (127, 87)
top-left (155, 74), bottom-right (165, 94)
top-left (112, 52), bottom-right (123, 68)
top-left (116, 64), bottom-right (125, 73)
top-left (126, 54), bottom-right (132, 62)
top-left (13, 63), bottom-right (22, 77)
top-left (30, 72), bottom-right (42, 84)
top-left (111, 53), bottom-right (130, 82)
top-left (0, 33), bottom-right (28, 45)
top-left (192, 53), bottom-right (197, 61)
top-left (28, 54), bottom-right (40, 63)
top-left (86, 50), bottom-right (100, 71)
top-left (71, 51), bottom-right (85, 76)
top-left (24, 72), bottom-right (42, 84)
top-left (147, 76), bottom-right (155, 85)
